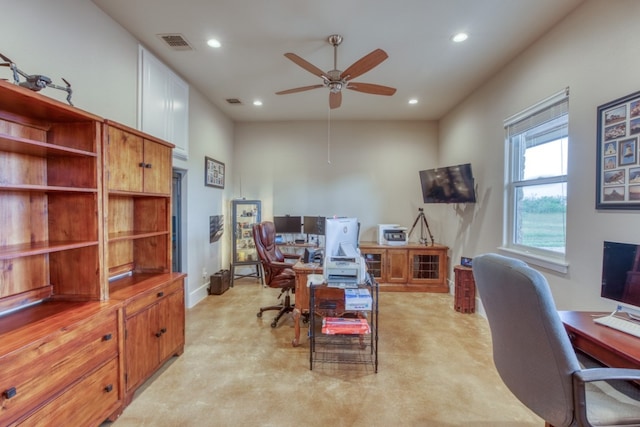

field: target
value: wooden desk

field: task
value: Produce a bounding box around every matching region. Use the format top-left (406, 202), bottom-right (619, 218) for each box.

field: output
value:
top-left (559, 311), bottom-right (640, 369)
top-left (291, 261), bottom-right (323, 347)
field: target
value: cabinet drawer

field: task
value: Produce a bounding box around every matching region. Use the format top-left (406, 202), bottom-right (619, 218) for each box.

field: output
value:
top-left (18, 357), bottom-right (120, 427)
top-left (125, 278), bottom-right (183, 317)
top-left (0, 309), bottom-right (118, 426)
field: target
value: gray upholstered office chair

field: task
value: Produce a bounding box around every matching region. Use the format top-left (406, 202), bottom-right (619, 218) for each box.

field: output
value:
top-left (472, 253), bottom-right (640, 427)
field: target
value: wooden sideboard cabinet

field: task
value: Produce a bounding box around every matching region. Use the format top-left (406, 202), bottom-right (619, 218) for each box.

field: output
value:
top-left (360, 243), bottom-right (448, 292)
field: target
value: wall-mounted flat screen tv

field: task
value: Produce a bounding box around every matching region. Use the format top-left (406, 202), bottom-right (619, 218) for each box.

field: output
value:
top-left (419, 163), bottom-right (477, 203)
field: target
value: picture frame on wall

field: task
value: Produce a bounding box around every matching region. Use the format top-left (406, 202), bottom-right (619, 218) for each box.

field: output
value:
top-left (596, 90), bottom-right (640, 209)
top-left (205, 156), bottom-right (225, 189)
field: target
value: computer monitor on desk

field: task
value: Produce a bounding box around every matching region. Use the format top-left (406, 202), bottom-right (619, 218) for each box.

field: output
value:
top-left (323, 217), bottom-right (364, 286)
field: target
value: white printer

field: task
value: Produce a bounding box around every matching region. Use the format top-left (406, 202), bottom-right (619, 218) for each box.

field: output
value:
top-left (323, 242), bottom-right (366, 287)
top-left (377, 224), bottom-right (408, 246)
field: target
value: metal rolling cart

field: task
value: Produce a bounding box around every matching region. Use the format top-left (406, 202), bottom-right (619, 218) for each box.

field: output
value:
top-left (309, 274), bottom-right (379, 372)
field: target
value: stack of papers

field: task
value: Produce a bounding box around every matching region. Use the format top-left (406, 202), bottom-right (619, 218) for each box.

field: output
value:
top-left (307, 274), bottom-right (324, 286)
top-left (344, 288), bottom-right (372, 311)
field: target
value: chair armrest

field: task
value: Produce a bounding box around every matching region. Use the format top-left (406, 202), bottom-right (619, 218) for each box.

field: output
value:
top-left (269, 260), bottom-right (293, 269)
top-left (283, 253), bottom-right (300, 260)
top-left (573, 367), bottom-right (640, 427)
top-left (575, 367), bottom-right (640, 383)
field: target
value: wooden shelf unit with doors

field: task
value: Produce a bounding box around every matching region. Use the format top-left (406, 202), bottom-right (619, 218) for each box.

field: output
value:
top-left (360, 242), bottom-right (448, 292)
top-left (0, 80), bottom-right (122, 426)
top-left (103, 120), bottom-right (186, 408)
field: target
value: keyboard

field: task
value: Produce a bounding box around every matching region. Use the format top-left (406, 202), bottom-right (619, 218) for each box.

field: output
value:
top-left (593, 314), bottom-right (640, 338)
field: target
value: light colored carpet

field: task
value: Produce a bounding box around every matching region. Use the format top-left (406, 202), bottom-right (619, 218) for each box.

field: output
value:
top-left (107, 280), bottom-right (542, 427)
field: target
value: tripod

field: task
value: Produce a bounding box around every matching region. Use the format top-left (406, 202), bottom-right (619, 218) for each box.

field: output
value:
top-left (408, 208), bottom-right (434, 246)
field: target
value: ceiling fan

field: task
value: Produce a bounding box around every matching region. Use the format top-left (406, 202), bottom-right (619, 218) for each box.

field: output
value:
top-left (276, 34), bottom-right (396, 109)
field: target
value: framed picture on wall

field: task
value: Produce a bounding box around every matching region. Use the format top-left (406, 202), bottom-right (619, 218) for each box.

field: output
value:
top-left (205, 156), bottom-right (225, 189)
top-left (596, 90), bottom-right (640, 209)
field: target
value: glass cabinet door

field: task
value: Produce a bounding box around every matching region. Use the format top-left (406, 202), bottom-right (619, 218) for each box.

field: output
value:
top-left (232, 200), bottom-right (261, 264)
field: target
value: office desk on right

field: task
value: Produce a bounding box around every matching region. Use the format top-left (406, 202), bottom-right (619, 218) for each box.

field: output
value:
top-left (559, 311), bottom-right (640, 369)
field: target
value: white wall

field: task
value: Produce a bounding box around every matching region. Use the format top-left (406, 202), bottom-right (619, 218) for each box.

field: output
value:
top-left (438, 0), bottom-right (640, 311)
top-left (1, 0), bottom-right (235, 308)
top-left (234, 120), bottom-right (439, 242)
top-left (8, 0), bottom-right (637, 313)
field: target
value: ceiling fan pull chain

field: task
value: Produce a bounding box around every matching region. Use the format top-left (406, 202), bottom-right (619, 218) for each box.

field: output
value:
top-left (327, 107), bottom-right (331, 164)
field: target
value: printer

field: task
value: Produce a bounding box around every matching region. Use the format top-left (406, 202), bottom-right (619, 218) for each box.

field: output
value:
top-left (377, 224), bottom-right (408, 246)
top-left (323, 242), bottom-right (366, 287)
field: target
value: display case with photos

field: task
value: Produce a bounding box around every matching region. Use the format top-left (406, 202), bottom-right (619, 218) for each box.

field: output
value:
top-left (231, 200), bottom-right (262, 284)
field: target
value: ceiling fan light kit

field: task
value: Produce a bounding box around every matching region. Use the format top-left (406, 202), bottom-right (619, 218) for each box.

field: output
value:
top-left (276, 34), bottom-right (397, 109)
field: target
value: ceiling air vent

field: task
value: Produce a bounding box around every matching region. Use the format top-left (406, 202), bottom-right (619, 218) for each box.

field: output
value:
top-left (226, 98), bottom-right (243, 105)
top-left (157, 33), bottom-right (193, 51)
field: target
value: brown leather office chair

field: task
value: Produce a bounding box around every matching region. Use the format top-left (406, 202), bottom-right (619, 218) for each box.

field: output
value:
top-left (252, 221), bottom-right (299, 328)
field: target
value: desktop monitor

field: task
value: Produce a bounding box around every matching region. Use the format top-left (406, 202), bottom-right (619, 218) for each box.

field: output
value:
top-left (303, 216), bottom-right (325, 235)
top-left (601, 241), bottom-right (640, 310)
top-left (273, 215), bottom-right (302, 234)
top-left (324, 217), bottom-right (360, 258)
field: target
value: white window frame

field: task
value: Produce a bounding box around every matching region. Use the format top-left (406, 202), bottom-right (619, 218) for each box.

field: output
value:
top-left (500, 88), bottom-right (570, 274)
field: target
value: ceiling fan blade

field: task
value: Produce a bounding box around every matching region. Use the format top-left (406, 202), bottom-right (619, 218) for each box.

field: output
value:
top-left (347, 82), bottom-right (396, 96)
top-left (341, 49), bottom-right (388, 81)
top-left (276, 84), bottom-right (324, 95)
top-left (329, 91), bottom-right (342, 109)
top-left (284, 53), bottom-right (328, 79)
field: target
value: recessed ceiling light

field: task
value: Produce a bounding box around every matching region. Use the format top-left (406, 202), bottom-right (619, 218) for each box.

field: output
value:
top-left (207, 38), bottom-right (221, 48)
top-left (253, 100), bottom-right (263, 106)
top-left (452, 32), bottom-right (468, 43)
top-left (409, 99), bottom-right (418, 105)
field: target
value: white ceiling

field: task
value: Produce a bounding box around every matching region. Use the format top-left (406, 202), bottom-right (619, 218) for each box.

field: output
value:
top-left (92, 0), bottom-right (583, 122)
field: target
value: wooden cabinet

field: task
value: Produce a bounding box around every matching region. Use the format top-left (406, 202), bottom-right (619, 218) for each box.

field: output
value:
top-left (408, 247), bottom-right (449, 292)
top-left (104, 121), bottom-right (185, 406)
top-left (106, 120), bottom-right (172, 195)
top-left (0, 81), bottom-right (184, 425)
top-left (362, 247), bottom-right (408, 284)
top-left (360, 243), bottom-right (448, 292)
top-left (104, 121), bottom-right (173, 279)
top-left (110, 274), bottom-right (185, 401)
top-left (0, 301), bottom-right (122, 426)
top-left (454, 265), bottom-right (476, 313)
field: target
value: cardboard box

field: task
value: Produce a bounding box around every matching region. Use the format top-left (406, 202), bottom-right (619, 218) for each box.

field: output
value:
top-left (344, 288), bottom-right (372, 311)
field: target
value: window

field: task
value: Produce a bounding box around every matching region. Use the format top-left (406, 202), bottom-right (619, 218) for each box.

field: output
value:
top-left (504, 89), bottom-right (569, 267)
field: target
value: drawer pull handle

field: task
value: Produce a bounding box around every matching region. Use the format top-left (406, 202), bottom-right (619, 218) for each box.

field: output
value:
top-left (157, 291), bottom-right (164, 298)
top-left (156, 331), bottom-right (163, 337)
top-left (103, 333), bottom-right (113, 341)
top-left (3, 387), bottom-right (17, 399)
top-left (104, 384), bottom-right (113, 393)
top-left (139, 162), bottom-right (146, 168)
top-left (145, 163), bottom-right (152, 168)
top-left (160, 328), bottom-right (167, 334)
